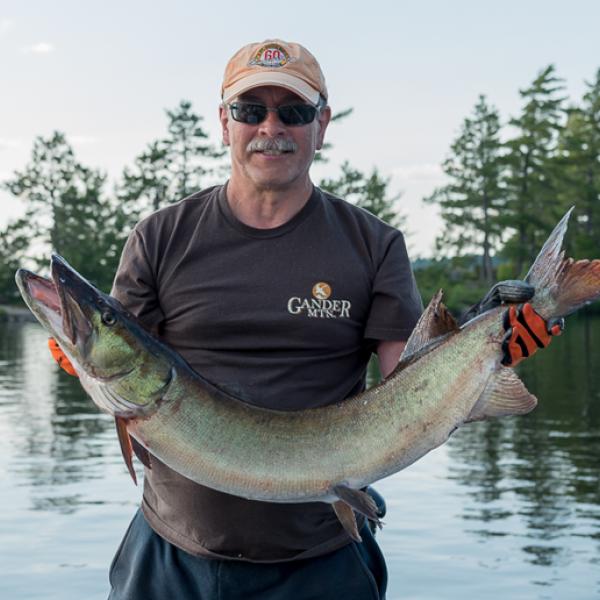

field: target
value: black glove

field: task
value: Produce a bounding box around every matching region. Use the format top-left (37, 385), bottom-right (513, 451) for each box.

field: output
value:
top-left (460, 280), bottom-right (535, 325)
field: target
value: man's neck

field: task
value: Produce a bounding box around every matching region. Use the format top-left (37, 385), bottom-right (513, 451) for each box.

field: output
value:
top-left (225, 178), bottom-right (314, 229)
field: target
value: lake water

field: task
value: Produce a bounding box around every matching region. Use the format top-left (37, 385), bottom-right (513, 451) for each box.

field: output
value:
top-left (1, 317), bottom-right (599, 600)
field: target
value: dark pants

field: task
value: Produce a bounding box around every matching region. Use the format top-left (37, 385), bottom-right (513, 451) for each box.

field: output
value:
top-left (108, 509), bottom-right (387, 600)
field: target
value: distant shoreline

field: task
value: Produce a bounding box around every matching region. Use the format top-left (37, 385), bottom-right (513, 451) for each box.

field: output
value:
top-left (0, 304), bottom-right (36, 322)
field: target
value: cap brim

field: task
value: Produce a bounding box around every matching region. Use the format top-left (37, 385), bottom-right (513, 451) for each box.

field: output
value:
top-left (222, 72), bottom-right (320, 105)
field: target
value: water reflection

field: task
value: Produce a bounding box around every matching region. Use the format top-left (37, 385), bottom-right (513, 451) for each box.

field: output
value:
top-left (1, 322), bottom-right (117, 513)
top-left (447, 314), bottom-right (600, 573)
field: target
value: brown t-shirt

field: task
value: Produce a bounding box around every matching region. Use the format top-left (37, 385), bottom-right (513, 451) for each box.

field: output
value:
top-left (111, 184), bottom-right (422, 562)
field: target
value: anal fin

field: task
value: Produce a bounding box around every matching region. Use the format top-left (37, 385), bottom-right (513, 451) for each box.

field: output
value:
top-left (115, 416), bottom-right (137, 485)
top-left (466, 368), bottom-right (538, 423)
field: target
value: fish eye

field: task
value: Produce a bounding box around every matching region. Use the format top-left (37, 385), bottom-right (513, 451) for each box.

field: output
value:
top-left (101, 310), bottom-right (116, 326)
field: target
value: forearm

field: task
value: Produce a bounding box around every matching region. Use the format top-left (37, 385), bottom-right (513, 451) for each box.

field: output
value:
top-left (376, 340), bottom-right (407, 379)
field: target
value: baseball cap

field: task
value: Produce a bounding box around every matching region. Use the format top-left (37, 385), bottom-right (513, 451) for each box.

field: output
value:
top-left (221, 39), bottom-right (328, 106)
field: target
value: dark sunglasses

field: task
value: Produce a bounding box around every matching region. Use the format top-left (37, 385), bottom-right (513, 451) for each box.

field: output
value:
top-left (228, 101), bottom-right (319, 126)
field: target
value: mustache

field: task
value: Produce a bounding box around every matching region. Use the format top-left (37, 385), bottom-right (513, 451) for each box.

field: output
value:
top-left (246, 138), bottom-right (297, 153)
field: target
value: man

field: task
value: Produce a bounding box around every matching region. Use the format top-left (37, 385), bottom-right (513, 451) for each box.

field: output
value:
top-left (50, 39), bottom-right (560, 599)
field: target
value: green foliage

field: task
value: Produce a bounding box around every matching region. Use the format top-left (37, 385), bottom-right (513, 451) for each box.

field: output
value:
top-left (553, 69), bottom-right (600, 259)
top-left (320, 161), bottom-right (406, 229)
top-left (119, 100), bottom-right (225, 218)
top-left (0, 218), bottom-right (30, 303)
top-left (166, 100), bottom-right (225, 200)
top-left (2, 132), bottom-right (127, 291)
top-left (413, 257), bottom-right (490, 315)
top-left (426, 65), bottom-right (600, 291)
top-left (119, 140), bottom-right (171, 217)
top-left (501, 65), bottom-right (567, 276)
top-left (425, 95), bottom-right (504, 284)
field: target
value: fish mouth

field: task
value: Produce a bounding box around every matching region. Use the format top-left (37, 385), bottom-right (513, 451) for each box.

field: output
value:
top-left (16, 269), bottom-right (63, 335)
top-left (50, 255), bottom-right (94, 346)
top-left (15, 255), bottom-right (94, 349)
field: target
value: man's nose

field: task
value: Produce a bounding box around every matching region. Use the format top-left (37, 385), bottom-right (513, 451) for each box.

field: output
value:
top-left (258, 109), bottom-right (286, 135)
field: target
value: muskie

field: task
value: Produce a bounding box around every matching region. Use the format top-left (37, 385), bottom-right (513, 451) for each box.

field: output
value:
top-left (15, 209), bottom-right (600, 541)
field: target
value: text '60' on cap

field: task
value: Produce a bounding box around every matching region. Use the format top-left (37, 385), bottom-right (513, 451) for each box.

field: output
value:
top-left (221, 39), bottom-right (328, 106)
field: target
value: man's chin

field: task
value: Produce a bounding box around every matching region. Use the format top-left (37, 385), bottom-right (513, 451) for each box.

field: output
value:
top-left (246, 164), bottom-right (311, 190)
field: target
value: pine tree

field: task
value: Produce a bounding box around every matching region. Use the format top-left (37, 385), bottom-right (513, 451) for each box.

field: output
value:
top-left (0, 218), bottom-right (30, 303)
top-left (166, 100), bottom-right (224, 200)
top-left (425, 95), bottom-right (504, 284)
top-left (555, 69), bottom-right (600, 258)
top-left (3, 132), bottom-right (126, 290)
top-left (320, 161), bottom-right (406, 229)
top-left (119, 100), bottom-right (224, 217)
top-left (119, 140), bottom-right (171, 218)
top-left (502, 65), bottom-right (567, 276)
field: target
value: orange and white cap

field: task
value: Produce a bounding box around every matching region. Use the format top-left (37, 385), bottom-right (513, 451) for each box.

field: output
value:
top-left (221, 39), bottom-right (328, 106)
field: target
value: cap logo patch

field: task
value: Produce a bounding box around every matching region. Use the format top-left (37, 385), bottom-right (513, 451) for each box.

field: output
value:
top-left (249, 44), bottom-right (295, 68)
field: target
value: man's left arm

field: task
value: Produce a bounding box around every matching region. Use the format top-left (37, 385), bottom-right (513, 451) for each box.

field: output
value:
top-left (364, 230), bottom-right (422, 380)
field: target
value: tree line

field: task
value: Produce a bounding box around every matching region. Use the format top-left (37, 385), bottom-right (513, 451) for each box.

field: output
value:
top-left (420, 64), bottom-right (600, 310)
top-left (1, 64), bottom-right (599, 313)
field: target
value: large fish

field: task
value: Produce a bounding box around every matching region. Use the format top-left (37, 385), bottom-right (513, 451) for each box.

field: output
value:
top-left (15, 209), bottom-right (600, 541)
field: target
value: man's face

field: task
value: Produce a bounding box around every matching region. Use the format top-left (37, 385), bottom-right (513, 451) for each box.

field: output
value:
top-left (219, 86), bottom-right (331, 192)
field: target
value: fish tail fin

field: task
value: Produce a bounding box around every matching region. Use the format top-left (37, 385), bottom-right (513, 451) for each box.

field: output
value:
top-left (526, 207), bottom-right (600, 318)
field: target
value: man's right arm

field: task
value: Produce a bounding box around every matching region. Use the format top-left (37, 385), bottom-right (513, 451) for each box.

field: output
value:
top-left (111, 228), bottom-right (165, 334)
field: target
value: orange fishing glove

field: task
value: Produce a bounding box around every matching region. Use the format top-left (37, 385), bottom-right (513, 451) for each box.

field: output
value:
top-left (501, 303), bottom-right (564, 367)
top-left (48, 337), bottom-right (78, 376)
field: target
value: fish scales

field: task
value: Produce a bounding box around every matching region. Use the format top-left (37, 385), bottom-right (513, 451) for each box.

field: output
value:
top-left (125, 309), bottom-right (503, 502)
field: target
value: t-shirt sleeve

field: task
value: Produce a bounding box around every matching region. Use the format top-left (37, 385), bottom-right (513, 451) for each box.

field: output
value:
top-left (364, 231), bottom-right (423, 341)
top-left (111, 228), bottom-right (165, 335)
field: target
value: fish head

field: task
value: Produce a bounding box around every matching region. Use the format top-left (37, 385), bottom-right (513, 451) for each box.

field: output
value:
top-left (16, 255), bottom-right (173, 414)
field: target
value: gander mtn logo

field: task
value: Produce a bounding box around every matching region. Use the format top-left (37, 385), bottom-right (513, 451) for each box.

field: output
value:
top-left (287, 282), bottom-right (351, 319)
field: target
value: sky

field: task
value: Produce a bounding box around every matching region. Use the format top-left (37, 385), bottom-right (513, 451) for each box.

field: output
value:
top-left (1, 0), bottom-right (599, 257)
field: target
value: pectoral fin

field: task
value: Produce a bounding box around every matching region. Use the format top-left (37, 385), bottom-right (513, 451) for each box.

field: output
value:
top-left (466, 368), bottom-right (538, 423)
top-left (115, 416), bottom-right (137, 485)
top-left (333, 500), bottom-right (362, 542)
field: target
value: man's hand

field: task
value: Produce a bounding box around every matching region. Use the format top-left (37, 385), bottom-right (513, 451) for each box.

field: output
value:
top-left (460, 279), bottom-right (535, 324)
top-left (501, 303), bottom-right (564, 367)
top-left (48, 337), bottom-right (78, 376)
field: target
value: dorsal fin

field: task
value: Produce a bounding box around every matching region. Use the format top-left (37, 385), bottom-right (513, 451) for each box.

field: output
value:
top-left (465, 368), bottom-right (537, 423)
top-left (401, 290), bottom-right (459, 360)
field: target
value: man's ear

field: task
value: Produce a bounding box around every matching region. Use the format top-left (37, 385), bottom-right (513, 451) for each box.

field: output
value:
top-left (316, 105), bottom-right (332, 151)
top-left (219, 105), bottom-right (230, 146)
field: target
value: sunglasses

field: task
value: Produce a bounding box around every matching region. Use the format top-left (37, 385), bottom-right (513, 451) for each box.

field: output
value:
top-left (228, 102), bottom-right (319, 126)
